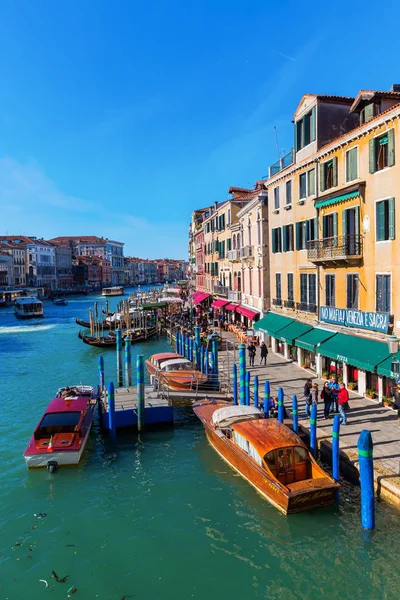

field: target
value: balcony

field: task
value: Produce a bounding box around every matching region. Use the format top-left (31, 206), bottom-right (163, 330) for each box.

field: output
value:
top-left (272, 298), bottom-right (283, 307)
top-left (240, 246), bottom-right (254, 260)
top-left (227, 249), bottom-right (240, 262)
top-left (213, 285), bottom-right (229, 297)
top-left (284, 300), bottom-right (295, 309)
top-left (228, 290), bottom-right (240, 302)
top-left (269, 149), bottom-right (295, 178)
top-left (296, 302), bottom-right (317, 314)
top-left (307, 235), bottom-right (362, 263)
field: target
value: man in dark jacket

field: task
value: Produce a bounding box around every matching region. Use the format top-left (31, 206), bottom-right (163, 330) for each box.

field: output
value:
top-left (247, 342), bottom-right (256, 367)
top-left (260, 341), bottom-right (268, 366)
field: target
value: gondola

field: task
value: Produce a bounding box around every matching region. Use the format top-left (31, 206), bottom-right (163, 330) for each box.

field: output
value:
top-left (75, 317), bottom-right (113, 329)
top-left (78, 327), bottom-right (158, 348)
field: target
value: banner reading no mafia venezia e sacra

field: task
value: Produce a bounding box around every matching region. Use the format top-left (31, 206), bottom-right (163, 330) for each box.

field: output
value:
top-left (319, 306), bottom-right (390, 334)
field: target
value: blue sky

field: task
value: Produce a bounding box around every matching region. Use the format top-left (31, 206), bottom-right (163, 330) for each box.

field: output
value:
top-left (1, 0), bottom-right (399, 259)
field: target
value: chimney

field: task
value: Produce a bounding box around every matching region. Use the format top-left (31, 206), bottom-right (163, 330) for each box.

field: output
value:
top-left (390, 84), bottom-right (400, 92)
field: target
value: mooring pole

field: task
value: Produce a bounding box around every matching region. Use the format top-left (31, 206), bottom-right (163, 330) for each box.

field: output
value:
top-left (310, 402), bottom-right (317, 458)
top-left (107, 381), bottom-right (116, 442)
top-left (332, 414), bottom-right (340, 503)
top-left (278, 387), bottom-right (284, 423)
top-left (232, 364), bottom-right (238, 405)
top-left (194, 325), bottom-right (200, 349)
top-left (137, 355), bottom-right (145, 432)
top-left (211, 336), bottom-right (218, 376)
top-left (98, 356), bottom-right (105, 392)
top-left (189, 337), bottom-right (193, 362)
top-left (124, 336), bottom-right (132, 387)
top-left (205, 348), bottom-right (209, 379)
top-left (245, 371), bottom-right (250, 406)
top-left (175, 330), bottom-right (180, 354)
top-left (254, 375), bottom-right (259, 409)
top-left (292, 394), bottom-right (298, 433)
top-left (200, 345), bottom-right (205, 373)
top-left (239, 343), bottom-right (246, 405)
top-left (263, 380), bottom-right (270, 418)
top-left (116, 328), bottom-right (123, 387)
top-left (358, 430), bottom-right (375, 530)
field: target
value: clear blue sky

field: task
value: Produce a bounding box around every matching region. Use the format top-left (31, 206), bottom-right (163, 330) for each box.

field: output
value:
top-left (1, 0), bottom-right (399, 259)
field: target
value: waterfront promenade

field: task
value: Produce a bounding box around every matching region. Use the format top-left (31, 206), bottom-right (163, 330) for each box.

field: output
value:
top-left (219, 331), bottom-right (400, 504)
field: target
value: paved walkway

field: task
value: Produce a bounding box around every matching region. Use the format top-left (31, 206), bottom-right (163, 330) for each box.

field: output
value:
top-left (218, 330), bottom-right (400, 504)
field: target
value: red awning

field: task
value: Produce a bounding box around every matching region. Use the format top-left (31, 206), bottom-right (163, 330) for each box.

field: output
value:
top-left (211, 299), bottom-right (229, 309)
top-left (193, 292), bottom-right (211, 305)
top-left (236, 306), bottom-right (259, 320)
top-left (225, 303), bottom-right (239, 312)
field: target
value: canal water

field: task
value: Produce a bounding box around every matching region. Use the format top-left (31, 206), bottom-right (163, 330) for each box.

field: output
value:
top-left (0, 290), bottom-right (399, 599)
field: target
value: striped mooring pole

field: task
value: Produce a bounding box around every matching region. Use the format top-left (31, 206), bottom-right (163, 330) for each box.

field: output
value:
top-left (310, 402), bottom-right (317, 458)
top-left (98, 356), bottom-right (105, 392)
top-left (238, 343), bottom-right (246, 405)
top-left (189, 337), bottom-right (193, 362)
top-left (124, 337), bottom-right (132, 387)
top-left (200, 345), bottom-right (205, 373)
top-left (232, 364), bottom-right (238, 405)
top-left (264, 380), bottom-right (270, 418)
top-left (277, 387), bottom-right (284, 423)
top-left (175, 330), bottom-right (180, 354)
top-left (253, 375), bottom-right (259, 408)
top-left (211, 336), bottom-right (218, 376)
top-left (292, 394), bottom-right (298, 433)
top-left (245, 371), bottom-right (250, 406)
top-left (194, 325), bottom-right (201, 349)
top-left (205, 348), bottom-right (209, 379)
top-left (332, 414), bottom-right (340, 503)
top-left (107, 381), bottom-right (116, 442)
top-left (358, 430), bottom-right (375, 530)
top-left (116, 328), bottom-right (123, 387)
top-left (137, 355), bottom-right (145, 432)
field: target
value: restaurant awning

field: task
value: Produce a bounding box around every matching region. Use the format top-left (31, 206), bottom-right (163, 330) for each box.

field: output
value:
top-left (236, 306), bottom-right (259, 320)
top-left (317, 333), bottom-right (390, 372)
top-left (211, 299), bottom-right (229, 309)
top-left (225, 303), bottom-right (239, 312)
top-left (276, 321), bottom-right (314, 345)
top-left (295, 327), bottom-right (337, 352)
top-left (193, 292), bottom-right (211, 305)
top-left (376, 351), bottom-right (400, 378)
top-left (253, 312), bottom-right (294, 336)
top-left (315, 190), bottom-right (360, 209)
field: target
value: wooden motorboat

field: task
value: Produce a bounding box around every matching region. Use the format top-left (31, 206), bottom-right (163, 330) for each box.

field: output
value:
top-left (193, 402), bottom-right (339, 515)
top-left (24, 385), bottom-right (97, 470)
top-left (146, 352), bottom-right (207, 391)
top-left (79, 326), bottom-right (158, 348)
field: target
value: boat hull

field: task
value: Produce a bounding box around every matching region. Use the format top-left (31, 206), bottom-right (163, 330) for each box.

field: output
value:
top-left (14, 312), bottom-right (44, 319)
top-left (25, 421), bottom-right (93, 469)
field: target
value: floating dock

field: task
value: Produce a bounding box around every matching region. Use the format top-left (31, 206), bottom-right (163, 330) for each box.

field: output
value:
top-left (100, 386), bottom-right (174, 429)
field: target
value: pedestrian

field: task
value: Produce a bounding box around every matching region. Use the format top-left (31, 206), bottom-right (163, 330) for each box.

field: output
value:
top-left (321, 381), bottom-right (332, 419)
top-left (304, 378), bottom-right (312, 417)
top-left (338, 382), bottom-right (350, 425)
top-left (260, 341), bottom-right (268, 366)
top-left (247, 341), bottom-right (256, 367)
top-left (311, 383), bottom-right (319, 407)
top-left (329, 375), bottom-right (340, 414)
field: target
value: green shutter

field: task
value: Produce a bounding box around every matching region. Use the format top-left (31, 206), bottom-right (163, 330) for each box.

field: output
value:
top-left (376, 201), bottom-right (385, 241)
top-left (333, 213), bottom-right (338, 238)
top-left (389, 197), bottom-right (395, 240)
top-left (369, 139), bottom-right (376, 173)
top-left (282, 226), bottom-right (287, 252)
top-left (320, 163), bottom-right (325, 192)
top-left (311, 106), bottom-right (316, 142)
top-left (308, 169), bottom-right (315, 196)
top-left (388, 129), bottom-right (395, 167)
top-left (364, 103), bottom-right (374, 122)
top-left (295, 222), bottom-right (301, 250)
top-left (227, 238), bottom-right (231, 251)
top-left (342, 210), bottom-right (347, 236)
top-left (332, 157), bottom-right (338, 187)
top-left (354, 206), bottom-right (360, 236)
top-left (271, 229), bottom-right (276, 253)
top-left (314, 217), bottom-right (317, 240)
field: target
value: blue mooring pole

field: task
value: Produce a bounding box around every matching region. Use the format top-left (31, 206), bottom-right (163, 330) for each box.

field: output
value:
top-left (264, 380), bottom-right (270, 418)
top-left (239, 343), bottom-right (246, 405)
top-left (107, 381), bottom-right (116, 442)
top-left (189, 337), bottom-right (193, 362)
top-left (211, 336), bottom-right (218, 376)
top-left (205, 348), bottom-right (209, 379)
top-left (245, 371), bottom-right (250, 406)
top-left (310, 402), bottom-right (317, 458)
top-left (232, 364), bottom-right (238, 405)
top-left (358, 430), bottom-right (375, 530)
top-left (175, 330), bottom-right (180, 354)
top-left (332, 414), bottom-right (340, 503)
top-left (137, 355), bottom-right (145, 432)
top-left (254, 375), bottom-right (259, 409)
top-left (278, 387), bottom-right (284, 423)
top-left (116, 328), bottom-right (123, 387)
top-left (292, 394), bottom-right (298, 433)
top-left (200, 345), bottom-right (205, 373)
top-left (124, 337), bottom-right (132, 387)
top-left (98, 356), bottom-right (104, 392)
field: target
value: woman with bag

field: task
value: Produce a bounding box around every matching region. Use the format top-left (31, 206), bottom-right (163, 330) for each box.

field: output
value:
top-left (321, 381), bottom-right (332, 419)
top-left (304, 379), bottom-right (312, 417)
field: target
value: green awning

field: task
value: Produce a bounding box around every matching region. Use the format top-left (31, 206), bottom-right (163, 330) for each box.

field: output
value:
top-left (140, 302), bottom-right (168, 310)
top-left (254, 312), bottom-right (294, 336)
top-left (376, 351), bottom-right (400, 378)
top-left (315, 190), bottom-right (359, 209)
top-left (317, 333), bottom-right (390, 372)
top-left (295, 328), bottom-right (337, 352)
top-left (276, 321), bottom-right (314, 345)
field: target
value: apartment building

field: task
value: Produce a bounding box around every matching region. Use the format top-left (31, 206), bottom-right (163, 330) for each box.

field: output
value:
top-left (0, 251), bottom-right (13, 286)
top-left (0, 242), bottom-right (26, 286)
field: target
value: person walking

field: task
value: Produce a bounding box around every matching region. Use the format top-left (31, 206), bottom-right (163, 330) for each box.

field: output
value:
top-left (321, 381), bottom-right (332, 419)
top-left (247, 341), bottom-right (256, 367)
top-left (338, 383), bottom-right (350, 425)
top-left (260, 341), bottom-right (268, 366)
top-left (304, 378), bottom-right (312, 417)
top-left (311, 383), bottom-right (319, 407)
top-left (329, 375), bottom-right (340, 414)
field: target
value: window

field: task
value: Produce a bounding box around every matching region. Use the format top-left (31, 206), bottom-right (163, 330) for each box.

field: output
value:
top-left (299, 173), bottom-right (307, 199)
top-left (276, 273), bottom-right (282, 300)
top-left (308, 168), bottom-right (316, 196)
top-left (325, 275), bottom-right (335, 307)
top-left (274, 186), bottom-right (280, 210)
top-left (346, 147), bottom-right (358, 182)
top-left (227, 238), bottom-right (232, 251)
top-left (376, 198), bottom-right (395, 241)
top-left (286, 180), bottom-right (292, 205)
top-left (271, 227), bottom-right (282, 253)
top-left (287, 273), bottom-right (294, 301)
top-left (300, 273), bottom-right (316, 306)
top-left (228, 209), bottom-right (231, 225)
top-left (370, 130), bottom-right (395, 173)
top-left (360, 103), bottom-right (377, 125)
top-left (282, 224), bottom-right (294, 252)
top-left (376, 274), bottom-right (391, 313)
top-left (295, 107), bottom-right (316, 151)
top-left (300, 274), bottom-right (308, 303)
top-left (346, 274), bottom-right (358, 309)
top-left (296, 221), bottom-right (308, 250)
top-left (320, 157), bottom-right (338, 192)
top-left (322, 213), bottom-right (338, 238)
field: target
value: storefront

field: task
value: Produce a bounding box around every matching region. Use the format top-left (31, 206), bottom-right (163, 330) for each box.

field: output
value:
top-left (377, 352), bottom-right (400, 405)
top-left (277, 320), bottom-right (314, 363)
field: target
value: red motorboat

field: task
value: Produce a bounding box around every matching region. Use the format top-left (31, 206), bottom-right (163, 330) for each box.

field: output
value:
top-left (24, 386), bottom-right (97, 471)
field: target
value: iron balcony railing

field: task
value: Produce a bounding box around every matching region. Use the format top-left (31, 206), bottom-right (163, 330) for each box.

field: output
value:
top-left (296, 302), bottom-right (317, 313)
top-left (272, 298), bottom-right (283, 307)
top-left (213, 285), bottom-right (229, 297)
top-left (284, 300), bottom-right (295, 309)
top-left (307, 234), bottom-right (363, 262)
top-left (269, 149), bottom-right (295, 178)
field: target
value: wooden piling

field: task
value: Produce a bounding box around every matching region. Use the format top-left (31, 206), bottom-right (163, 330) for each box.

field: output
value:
top-left (239, 343), bottom-right (246, 405)
top-left (332, 414), bottom-right (340, 502)
top-left (124, 337), bottom-right (132, 387)
top-left (108, 382), bottom-right (116, 442)
top-left (98, 356), bottom-right (104, 392)
top-left (277, 387), bottom-right (284, 423)
top-left (137, 355), bottom-right (145, 432)
top-left (291, 394), bottom-right (298, 433)
top-left (310, 402), bottom-right (317, 458)
top-left (264, 380), bottom-right (270, 418)
top-left (245, 371), bottom-right (250, 406)
top-left (253, 375), bottom-right (259, 408)
top-left (232, 364), bottom-right (238, 405)
top-left (116, 328), bottom-right (123, 387)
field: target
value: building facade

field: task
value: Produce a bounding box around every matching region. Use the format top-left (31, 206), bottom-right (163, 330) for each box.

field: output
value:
top-left (0, 252), bottom-right (13, 286)
top-left (52, 244), bottom-right (73, 289)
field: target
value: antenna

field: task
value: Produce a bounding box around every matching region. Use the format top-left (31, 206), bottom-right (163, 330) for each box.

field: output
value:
top-left (274, 126), bottom-right (280, 160)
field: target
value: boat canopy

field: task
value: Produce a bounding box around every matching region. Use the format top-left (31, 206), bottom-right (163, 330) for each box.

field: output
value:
top-left (212, 405), bottom-right (261, 427)
top-left (160, 358), bottom-right (191, 370)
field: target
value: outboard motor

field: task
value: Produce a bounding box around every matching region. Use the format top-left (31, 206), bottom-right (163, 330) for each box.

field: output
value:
top-left (47, 460), bottom-right (59, 473)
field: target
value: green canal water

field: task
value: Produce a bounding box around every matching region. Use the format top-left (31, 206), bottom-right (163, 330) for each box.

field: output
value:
top-left (0, 290), bottom-right (399, 599)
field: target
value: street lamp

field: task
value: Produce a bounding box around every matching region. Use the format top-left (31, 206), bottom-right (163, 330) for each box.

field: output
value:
top-left (387, 335), bottom-right (400, 376)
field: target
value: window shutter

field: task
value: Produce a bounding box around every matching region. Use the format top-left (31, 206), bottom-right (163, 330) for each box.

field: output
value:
top-left (333, 212), bottom-right (338, 237)
top-left (320, 163), bottom-right (325, 192)
top-left (388, 129), bottom-right (395, 167)
top-left (364, 103), bottom-right (374, 122)
top-left (311, 106), bottom-right (316, 142)
top-left (313, 217), bottom-right (317, 240)
top-left (389, 197), bottom-right (395, 240)
top-left (271, 229), bottom-right (276, 253)
top-left (369, 139), bottom-right (376, 173)
top-left (342, 210), bottom-right (347, 236)
top-left (308, 169), bottom-right (316, 196)
top-left (227, 238), bottom-right (231, 251)
top-left (282, 226), bottom-right (287, 252)
top-left (295, 222), bottom-right (301, 250)
top-left (332, 157), bottom-right (338, 187)
top-left (376, 202), bottom-right (385, 241)
top-left (354, 206), bottom-right (360, 236)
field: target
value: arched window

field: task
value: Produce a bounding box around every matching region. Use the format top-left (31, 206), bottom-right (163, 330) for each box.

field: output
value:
top-left (232, 234), bottom-right (236, 250)
top-left (238, 272), bottom-right (242, 293)
top-left (237, 233), bottom-right (241, 250)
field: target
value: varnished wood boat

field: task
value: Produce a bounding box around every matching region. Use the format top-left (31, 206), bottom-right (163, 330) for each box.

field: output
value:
top-left (146, 352), bottom-right (208, 391)
top-left (193, 402), bottom-right (339, 515)
top-left (79, 327), bottom-right (158, 348)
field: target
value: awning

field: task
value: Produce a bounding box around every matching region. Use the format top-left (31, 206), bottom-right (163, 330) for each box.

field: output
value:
top-left (236, 306), bottom-right (259, 320)
top-left (295, 327), bottom-right (337, 352)
top-left (211, 299), bottom-right (229, 309)
top-left (376, 351), bottom-right (400, 378)
top-left (225, 303), bottom-right (239, 312)
top-left (254, 312), bottom-right (294, 336)
top-left (317, 332), bottom-right (390, 372)
top-left (276, 321), bottom-right (314, 345)
top-left (315, 190), bottom-right (360, 209)
top-left (193, 292), bottom-right (211, 305)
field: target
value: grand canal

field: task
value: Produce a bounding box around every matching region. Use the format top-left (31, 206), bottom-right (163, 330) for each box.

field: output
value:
top-left (0, 290), bottom-right (399, 599)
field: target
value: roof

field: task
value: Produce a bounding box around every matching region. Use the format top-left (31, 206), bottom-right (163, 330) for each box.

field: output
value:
top-left (212, 405), bottom-right (261, 427)
top-left (50, 236), bottom-right (107, 244)
top-left (350, 90), bottom-right (400, 112)
top-left (232, 419), bottom-right (305, 456)
top-left (15, 296), bottom-right (41, 303)
top-left (45, 396), bottom-right (89, 414)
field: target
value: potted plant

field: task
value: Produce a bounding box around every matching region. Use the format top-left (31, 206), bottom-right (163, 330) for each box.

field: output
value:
top-left (322, 371), bottom-right (329, 379)
top-left (382, 395), bottom-right (394, 407)
top-left (338, 376), bottom-right (343, 384)
top-left (365, 388), bottom-right (376, 399)
top-left (347, 381), bottom-right (357, 391)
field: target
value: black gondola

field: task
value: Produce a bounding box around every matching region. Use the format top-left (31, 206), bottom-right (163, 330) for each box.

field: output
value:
top-left (78, 327), bottom-right (158, 348)
top-left (75, 317), bottom-right (114, 329)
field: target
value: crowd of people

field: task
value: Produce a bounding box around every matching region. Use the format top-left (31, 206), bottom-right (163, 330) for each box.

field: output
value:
top-left (304, 375), bottom-right (350, 425)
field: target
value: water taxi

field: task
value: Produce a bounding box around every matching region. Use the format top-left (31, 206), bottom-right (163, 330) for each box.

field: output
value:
top-left (146, 352), bottom-right (207, 390)
top-left (24, 386), bottom-right (97, 471)
top-left (52, 298), bottom-right (68, 306)
top-left (193, 402), bottom-right (339, 514)
top-left (102, 286), bottom-right (125, 297)
top-left (14, 297), bottom-right (44, 319)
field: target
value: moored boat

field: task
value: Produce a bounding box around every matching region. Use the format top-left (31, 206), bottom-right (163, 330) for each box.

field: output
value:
top-left (24, 385), bottom-right (97, 470)
top-left (53, 298), bottom-right (68, 306)
top-left (146, 352), bottom-right (208, 390)
top-left (102, 286), bottom-right (125, 297)
top-left (14, 297), bottom-right (44, 319)
top-left (193, 402), bottom-right (339, 515)
top-left (79, 326), bottom-right (158, 348)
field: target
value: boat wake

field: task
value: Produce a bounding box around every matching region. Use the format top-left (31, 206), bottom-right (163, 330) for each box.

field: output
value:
top-left (0, 324), bottom-right (57, 334)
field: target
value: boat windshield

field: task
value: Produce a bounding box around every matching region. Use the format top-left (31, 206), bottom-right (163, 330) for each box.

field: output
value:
top-left (39, 412), bottom-right (81, 434)
top-left (164, 363), bottom-right (194, 372)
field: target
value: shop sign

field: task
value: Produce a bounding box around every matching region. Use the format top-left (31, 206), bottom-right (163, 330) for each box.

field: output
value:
top-left (319, 306), bottom-right (390, 334)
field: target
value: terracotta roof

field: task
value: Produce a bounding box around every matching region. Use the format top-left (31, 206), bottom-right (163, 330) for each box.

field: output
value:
top-left (49, 236), bottom-right (107, 244)
top-left (350, 90), bottom-right (400, 112)
top-left (315, 94), bottom-right (355, 102)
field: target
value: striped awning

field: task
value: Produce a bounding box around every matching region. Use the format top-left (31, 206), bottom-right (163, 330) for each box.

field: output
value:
top-left (315, 190), bottom-right (360, 209)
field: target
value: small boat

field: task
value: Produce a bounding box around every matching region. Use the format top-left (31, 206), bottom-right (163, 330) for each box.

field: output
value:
top-left (146, 353), bottom-right (208, 391)
top-left (52, 298), bottom-right (68, 306)
top-left (14, 297), bottom-right (44, 319)
top-left (75, 317), bottom-right (112, 329)
top-left (79, 326), bottom-right (158, 348)
top-left (102, 286), bottom-right (125, 297)
top-left (193, 402), bottom-right (340, 515)
top-left (24, 385), bottom-right (97, 470)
